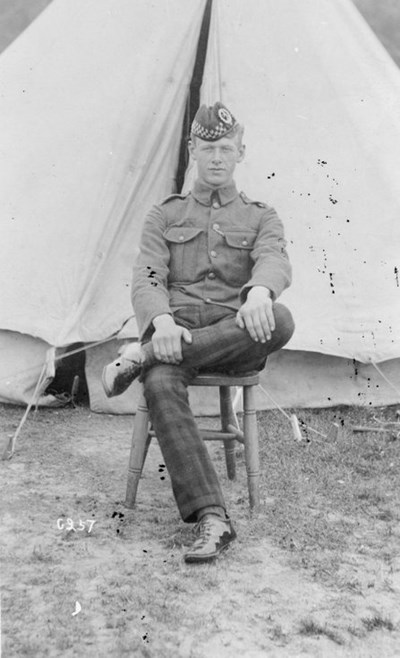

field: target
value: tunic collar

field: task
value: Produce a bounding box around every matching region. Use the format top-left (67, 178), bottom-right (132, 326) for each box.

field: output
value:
top-left (191, 179), bottom-right (238, 206)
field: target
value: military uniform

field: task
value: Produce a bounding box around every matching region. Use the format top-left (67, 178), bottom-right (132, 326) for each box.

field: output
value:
top-left (132, 180), bottom-right (292, 340)
top-left (109, 102), bottom-right (295, 549)
top-left (130, 175), bottom-right (294, 523)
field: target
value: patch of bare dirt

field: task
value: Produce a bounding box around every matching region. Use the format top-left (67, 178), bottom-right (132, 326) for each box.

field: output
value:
top-left (1, 403), bottom-right (399, 657)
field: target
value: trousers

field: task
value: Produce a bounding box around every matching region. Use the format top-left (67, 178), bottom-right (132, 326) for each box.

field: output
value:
top-left (142, 303), bottom-right (294, 522)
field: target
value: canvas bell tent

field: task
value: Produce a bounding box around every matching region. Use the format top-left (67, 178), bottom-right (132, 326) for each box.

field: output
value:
top-left (0, 0), bottom-right (399, 415)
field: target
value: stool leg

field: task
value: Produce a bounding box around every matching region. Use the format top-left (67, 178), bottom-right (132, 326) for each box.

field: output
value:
top-left (243, 385), bottom-right (260, 510)
top-left (125, 391), bottom-right (151, 508)
top-left (220, 386), bottom-right (236, 480)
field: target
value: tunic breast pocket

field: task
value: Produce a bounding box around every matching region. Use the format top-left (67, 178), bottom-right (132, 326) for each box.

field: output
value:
top-left (164, 226), bottom-right (204, 282)
top-left (222, 230), bottom-right (258, 284)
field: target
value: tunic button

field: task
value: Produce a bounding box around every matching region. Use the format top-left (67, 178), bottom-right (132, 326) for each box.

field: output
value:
top-left (210, 250), bottom-right (217, 258)
top-left (213, 223), bottom-right (220, 230)
top-left (212, 201), bottom-right (220, 209)
top-left (179, 235), bottom-right (184, 241)
top-left (208, 272), bottom-right (216, 279)
top-left (242, 240), bottom-right (248, 246)
top-left (206, 298), bottom-right (212, 303)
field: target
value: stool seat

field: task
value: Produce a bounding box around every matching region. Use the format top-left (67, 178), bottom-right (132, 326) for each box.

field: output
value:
top-left (125, 371), bottom-right (261, 511)
top-left (192, 371), bottom-right (260, 387)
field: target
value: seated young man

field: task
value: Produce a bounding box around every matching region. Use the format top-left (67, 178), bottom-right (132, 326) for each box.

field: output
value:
top-left (103, 102), bottom-right (294, 563)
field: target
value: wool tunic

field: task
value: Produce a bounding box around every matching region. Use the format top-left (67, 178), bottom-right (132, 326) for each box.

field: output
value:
top-left (132, 179), bottom-right (292, 339)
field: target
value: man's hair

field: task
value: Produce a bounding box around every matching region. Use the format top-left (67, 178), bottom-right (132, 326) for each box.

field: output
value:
top-left (190, 122), bottom-right (245, 147)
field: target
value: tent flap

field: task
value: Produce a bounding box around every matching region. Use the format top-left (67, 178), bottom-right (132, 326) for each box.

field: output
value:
top-left (0, 0), bottom-right (207, 346)
top-left (195, 0), bottom-right (400, 363)
top-left (1, 0), bottom-right (400, 409)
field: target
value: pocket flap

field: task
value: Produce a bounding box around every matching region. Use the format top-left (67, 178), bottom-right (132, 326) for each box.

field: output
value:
top-left (164, 226), bottom-right (203, 243)
top-left (224, 231), bottom-right (257, 249)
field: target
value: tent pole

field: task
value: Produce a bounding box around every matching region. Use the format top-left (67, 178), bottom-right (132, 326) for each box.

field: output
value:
top-left (175, 0), bottom-right (213, 192)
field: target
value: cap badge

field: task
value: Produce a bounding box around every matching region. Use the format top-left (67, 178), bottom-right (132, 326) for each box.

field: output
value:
top-left (218, 107), bottom-right (233, 125)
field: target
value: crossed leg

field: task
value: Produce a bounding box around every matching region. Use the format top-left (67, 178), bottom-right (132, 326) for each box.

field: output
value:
top-left (142, 302), bottom-right (294, 375)
top-left (142, 302), bottom-right (294, 521)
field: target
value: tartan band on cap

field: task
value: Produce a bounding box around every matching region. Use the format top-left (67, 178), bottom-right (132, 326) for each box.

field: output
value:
top-left (191, 102), bottom-right (237, 141)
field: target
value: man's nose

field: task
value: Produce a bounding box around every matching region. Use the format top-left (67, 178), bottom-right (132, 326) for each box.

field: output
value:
top-left (212, 148), bottom-right (222, 162)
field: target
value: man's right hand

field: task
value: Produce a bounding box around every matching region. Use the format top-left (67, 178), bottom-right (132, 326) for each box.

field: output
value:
top-left (152, 314), bottom-right (192, 364)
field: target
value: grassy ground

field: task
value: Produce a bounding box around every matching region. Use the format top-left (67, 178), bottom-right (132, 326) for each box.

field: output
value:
top-left (1, 401), bottom-right (400, 656)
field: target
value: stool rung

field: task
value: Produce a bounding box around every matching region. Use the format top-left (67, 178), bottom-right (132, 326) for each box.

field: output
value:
top-left (150, 426), bottom-right (244, 443)
top-left (200, 428), bottom-right (240, 442)
top-left (199, 429), bottom-right (236, 441)
top-left (226, 423), bottom-right (244, 443)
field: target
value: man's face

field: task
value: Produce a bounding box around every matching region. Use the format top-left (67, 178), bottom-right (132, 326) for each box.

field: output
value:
top-left (189, 135), bottom-right (245, 188)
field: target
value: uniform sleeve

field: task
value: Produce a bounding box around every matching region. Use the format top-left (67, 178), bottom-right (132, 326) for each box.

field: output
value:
top-left (240, 206), bottom-right (292, 303)
top-left (131, 205), bottom-right (172, 339)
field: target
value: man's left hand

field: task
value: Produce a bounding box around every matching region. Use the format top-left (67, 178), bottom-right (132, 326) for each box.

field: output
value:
top-left (236, 286), bottom-right (275, 342)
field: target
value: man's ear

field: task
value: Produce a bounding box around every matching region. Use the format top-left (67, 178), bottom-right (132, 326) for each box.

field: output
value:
top-left (237, 143), bottom-right (246, 163)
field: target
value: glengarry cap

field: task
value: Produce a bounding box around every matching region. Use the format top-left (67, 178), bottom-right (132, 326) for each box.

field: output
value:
top-left (191, 101), bottom-right (237, 141)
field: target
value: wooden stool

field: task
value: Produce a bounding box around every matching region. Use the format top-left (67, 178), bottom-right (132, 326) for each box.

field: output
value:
top-left (125, 372), bottom-right (260, 510)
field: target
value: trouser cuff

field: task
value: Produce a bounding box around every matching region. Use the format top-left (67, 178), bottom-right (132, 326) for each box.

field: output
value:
top-left (196, 505), bottom-right (227, 522)
top-left (181, 494), bottom-right (226, 523)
